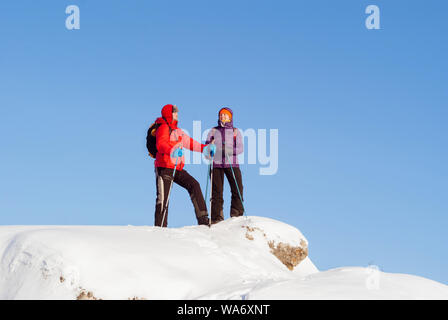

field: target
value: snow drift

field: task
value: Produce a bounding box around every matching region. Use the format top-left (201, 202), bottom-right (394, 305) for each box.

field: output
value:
top-left (0, 216), bottom-right (447, 300)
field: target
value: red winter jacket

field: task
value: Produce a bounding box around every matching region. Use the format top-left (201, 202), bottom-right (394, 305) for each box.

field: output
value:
top-left (155, 104), bottom-right (205, 171)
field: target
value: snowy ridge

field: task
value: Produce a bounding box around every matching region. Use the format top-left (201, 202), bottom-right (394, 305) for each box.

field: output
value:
top-left (0, 216), bottom-right (447, 300)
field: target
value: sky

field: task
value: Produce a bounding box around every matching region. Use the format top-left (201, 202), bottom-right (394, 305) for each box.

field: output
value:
top-left (0, 1), bottom-right (447, 285)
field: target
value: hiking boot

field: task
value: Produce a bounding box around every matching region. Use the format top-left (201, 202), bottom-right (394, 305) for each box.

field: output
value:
top-left (197, 215), bottom-right (210, 226)
top-left (211, 217), bottom-right (224, 225)
top-left (230, 208), bottom-right (244, 218)
top-left (211, 211), bottom-right (224, 225)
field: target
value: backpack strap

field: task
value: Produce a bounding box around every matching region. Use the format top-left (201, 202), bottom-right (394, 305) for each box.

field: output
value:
top-left (162, 117), bottom-right (173, 134)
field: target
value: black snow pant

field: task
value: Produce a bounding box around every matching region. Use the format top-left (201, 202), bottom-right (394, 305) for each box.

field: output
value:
top-left (210, 167), bottom-right (244, 224)
top-left (155, 167), bottom-right (208, 227)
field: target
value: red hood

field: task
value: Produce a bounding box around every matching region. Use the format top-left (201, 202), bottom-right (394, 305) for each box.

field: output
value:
top-left (156, 104), bottom-right (178, 128)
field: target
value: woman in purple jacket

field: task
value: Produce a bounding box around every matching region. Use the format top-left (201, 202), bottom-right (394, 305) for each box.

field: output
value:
top-left (206, 107), bottom-right (244, 224)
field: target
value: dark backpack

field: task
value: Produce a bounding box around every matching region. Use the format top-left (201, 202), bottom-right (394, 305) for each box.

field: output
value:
top-left (146, 118), bottom-right (172, 158)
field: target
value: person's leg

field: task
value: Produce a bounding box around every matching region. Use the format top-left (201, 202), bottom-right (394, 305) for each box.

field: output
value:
top-left (224, 167), bottom-right (244, 217)
top-left (174, 169), bottom-right (209, 224)
top-left (154, 167), bottom-right (175, 227)
top-left (211, 168), bottom-right (225, 224)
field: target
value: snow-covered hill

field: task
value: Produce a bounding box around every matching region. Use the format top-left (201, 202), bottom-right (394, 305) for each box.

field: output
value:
top-left (0, 216), bottom-right (447, 300)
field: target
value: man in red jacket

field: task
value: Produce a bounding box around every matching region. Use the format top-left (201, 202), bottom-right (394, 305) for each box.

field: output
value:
top-left (153, 104), bottom-right (214, 227)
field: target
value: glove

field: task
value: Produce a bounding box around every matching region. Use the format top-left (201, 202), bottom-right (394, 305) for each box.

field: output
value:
top-left (203, 144), bottom-right (216, 159)
top-left (172, 147), bottom-right (183, 158)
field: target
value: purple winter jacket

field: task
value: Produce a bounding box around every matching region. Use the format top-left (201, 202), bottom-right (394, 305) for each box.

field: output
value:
top-left (206, 107), bottom-right (243, 168)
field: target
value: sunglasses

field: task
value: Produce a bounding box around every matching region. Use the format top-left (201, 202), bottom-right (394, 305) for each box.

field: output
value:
top-left (172, 105), bottom-right (178, 113)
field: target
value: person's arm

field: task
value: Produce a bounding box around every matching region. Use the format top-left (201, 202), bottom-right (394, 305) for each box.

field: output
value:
top-left (205, 128), bottom-right (215, 145)
top-left (156, 124), bottom-right (177, 155)
top-left (182, 131), bottom-right (206, 153)
top-left (234, 128), bottom-right (244, 155)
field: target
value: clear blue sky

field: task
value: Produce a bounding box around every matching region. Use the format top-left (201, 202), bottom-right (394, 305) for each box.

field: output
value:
top-left (1, 1), bottom-right (447, 285)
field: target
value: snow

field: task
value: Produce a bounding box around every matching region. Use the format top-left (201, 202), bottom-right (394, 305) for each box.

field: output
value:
top-left (0, 216), bottom-right (447, 300)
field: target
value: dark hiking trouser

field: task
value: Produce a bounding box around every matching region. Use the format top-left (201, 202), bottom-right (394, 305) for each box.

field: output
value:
top-left (155, 167), bottom-right (208, 227)
top-left (211, 167), bottom-right (244, 223)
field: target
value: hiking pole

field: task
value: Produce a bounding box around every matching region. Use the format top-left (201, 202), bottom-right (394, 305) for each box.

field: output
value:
top-left (203, 140), bottom-right (215, 227)
top-left (160, 156), bottom-right (179, 228)
top-left (208, 153), bottom-right (214, 227)
top-left (225, 152), bottom-right (245, 215)
top-left (204, 160), bottom-right (211, 221)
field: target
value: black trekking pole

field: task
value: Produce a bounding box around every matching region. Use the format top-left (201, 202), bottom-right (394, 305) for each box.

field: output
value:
top-left (204, 140), bottom-right (215, 227)
top-left (225, 152), bottom-right (245, 216)
top-left (208, 152), bottom-right (214, 227)
top-left (160, 156), bottom-right (179, 228)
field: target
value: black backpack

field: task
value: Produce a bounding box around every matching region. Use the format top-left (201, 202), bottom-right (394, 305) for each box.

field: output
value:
top-left (146, 118), bottom-right (172, 158)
